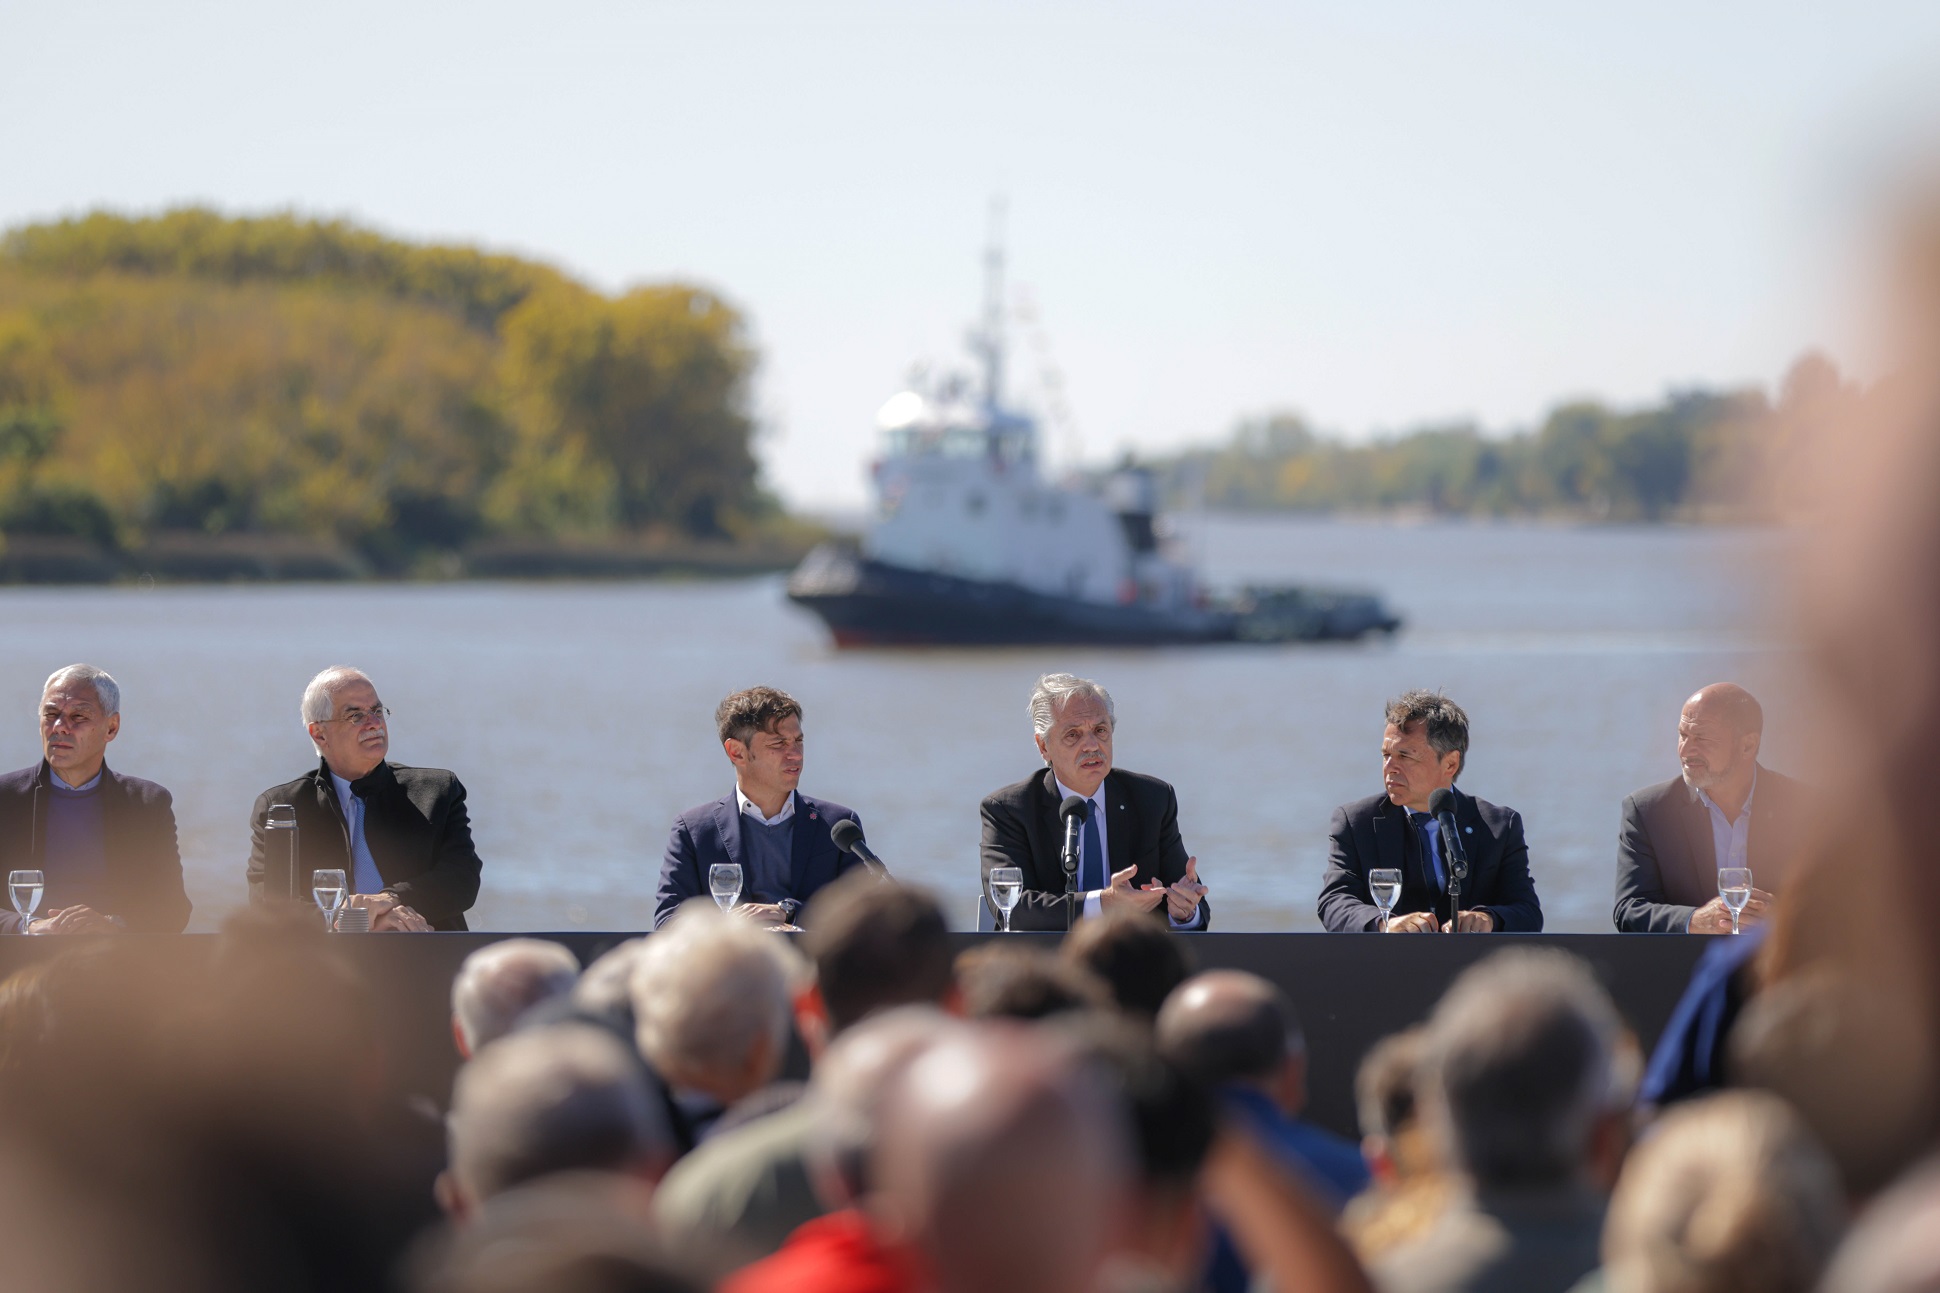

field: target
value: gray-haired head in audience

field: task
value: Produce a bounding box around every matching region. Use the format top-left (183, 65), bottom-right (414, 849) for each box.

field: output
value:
top-left (450, 939), bottom-right (581, 1058)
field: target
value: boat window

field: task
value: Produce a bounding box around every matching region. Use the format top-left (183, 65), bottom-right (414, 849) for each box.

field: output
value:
top-left (942, 428), bottom-right (988, 458)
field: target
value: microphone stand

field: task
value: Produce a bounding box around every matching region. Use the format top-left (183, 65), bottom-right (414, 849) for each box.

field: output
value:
top-left (1441, 818), bottom-right (1468, 933)
top-left (1060, 800), bottom-right (1086, 934)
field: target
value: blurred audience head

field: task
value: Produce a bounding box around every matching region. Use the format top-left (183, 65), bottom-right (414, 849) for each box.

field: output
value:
top-left (1356, 1025), bottom-right (1431, 1185)
top-left (417, 1173), bottom-right (704, 1293)
top-left (798, 872), bottom-right (956, 1048)
top-left (805, 1006), bottom-right (961, 1208)
top-left (1728, 968), bottom-right (1938, 1202)
top-left (1062, 910), bottom-right (1193, 1018)
top-left (957, 943), bottom-right (1113, 1021)
top-left (1061, 1012), bottom-right (1217, 1283)
top-left (1818, 1158), bottom-right (1940, 1293)
top-left (870, 1022), bottom-right (1131, 1293)
top-left (441, 1023), bottom-right (674, 1222)
top-left (630, 903), bottom-right (799, 1104)
top-left (1602, 1091), bottom-right (1843, 1293)
top-left (451, 938), bottom-right (582, 1058)
top-left (1422, 948), bottom-right (1623, 1191)
top-left (1156, 968), bottom-right (1307, 1115)
top-left (572, 938), bottom-right (647, 1029)
top-left (0, 961), bottom-right (53, 1095)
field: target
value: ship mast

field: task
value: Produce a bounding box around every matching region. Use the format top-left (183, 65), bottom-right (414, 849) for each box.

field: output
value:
top-left (976, 197), bottom-right (1006, 411)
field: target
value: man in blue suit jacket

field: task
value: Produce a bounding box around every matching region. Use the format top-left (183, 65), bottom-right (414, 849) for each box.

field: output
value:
top-left (654, 686), bottom-right (869, 929)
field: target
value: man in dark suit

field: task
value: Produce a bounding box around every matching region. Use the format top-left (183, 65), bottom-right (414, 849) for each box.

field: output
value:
top-left (0, 664), bottom-right (191, 934)
top-left (247, 666), bottom-right (480, 931)
top-left (654, 686), bottom-right (868, 930)
top-left (979, 672), bottom-right (1210, 932)
top-left (1318, 689), bottom-right (1542, 933)
top-left (1615, 683), bottom-right (1804, 933)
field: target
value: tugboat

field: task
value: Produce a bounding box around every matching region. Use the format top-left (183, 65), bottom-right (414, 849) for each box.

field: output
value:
top-left (786, 240), bottom-right (1401, 648)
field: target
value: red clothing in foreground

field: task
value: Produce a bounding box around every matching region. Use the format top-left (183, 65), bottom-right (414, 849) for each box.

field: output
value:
top-left (723, 1209), bottom-right (921, 1293)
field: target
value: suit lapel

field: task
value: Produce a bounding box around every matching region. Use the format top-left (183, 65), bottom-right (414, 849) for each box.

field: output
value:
top-left (711, 795), bottom-right (746, 873)
top-left (1104, 772), bottom-right (1131, 880)
top-left (1676, 782), bottom-right (1715, 899)
top-left (786, 790), bottom-right (814, 901)
top-left (1372, 799), bottom-right (1412, 889)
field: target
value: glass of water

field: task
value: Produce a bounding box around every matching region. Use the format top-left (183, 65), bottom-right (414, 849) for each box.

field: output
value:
top-left (9, 870), bottom-right (44, 935)
top-left (1369, 868), bottom-right (1403, 932)
top-left (989, 866), bottom-right (1024, 932)
top-left (312, 868), bottom-right (348, 931)
top-left (1718, 867), bottom-right (1753, 934)
top-left (709, 863), bottom-right (743, 913)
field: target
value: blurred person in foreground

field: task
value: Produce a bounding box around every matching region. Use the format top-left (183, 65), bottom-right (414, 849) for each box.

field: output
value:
top-left (655, 875), bottom-right (959, 1262)
top-left (1062, 907), bottom-right (1194, 1018)
top-left (1319, 690), bottom-right (1542, 933)
top-left (655, 686), bottom-right (871, 930)
top-left (417, 1173), bottom-right (706, 1293)
top-left (1613, 684), bottom-right (1806, 933)
top-left (721, 1009), bottom-right (960, 1293)
top-left (434, 1023), bottom-right (677, 1223)
top-left (1817, 1157), bottom-right (1940, 1293)
top-left (1157, 969), bottom-right (1369, 1293)
top-left (631, 902), bottom-right (802, 1144)
top-left (247, 665), bottom-right (481, 930)
top-left (956, 940), bottom-right (1115, 1020)
top-left (980, 672), bottom-right (1210, 932)
top-left (1343, 1027), bottom-right (1457, 1263)
top-left (1374, 948), bottom-right (1627, 1293)
top-left (1585, 1091), bottom-right (1843, 1293)
top-left (450, 938), bottom-right (581, 1058)
top-left (0, 663), bottom-right (190, 933)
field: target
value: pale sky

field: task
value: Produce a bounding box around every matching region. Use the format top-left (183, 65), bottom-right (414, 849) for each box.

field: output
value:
top-left (6, 1), bottom-right (1940, 509)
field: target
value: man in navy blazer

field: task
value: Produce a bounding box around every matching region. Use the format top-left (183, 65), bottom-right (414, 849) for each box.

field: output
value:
top-left (654, 686), bottom-right (869, 929)
top-left (1317, 690), bottom-right (1543, 933)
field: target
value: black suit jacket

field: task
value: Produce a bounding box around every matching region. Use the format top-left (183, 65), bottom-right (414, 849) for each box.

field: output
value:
top-left (653, 790), bottom-right (865, 929)
top-left (979, 767), bottom-right (1210, 932)
top-left (1614, 766), bottom-right (1807, 933)
top-left (1317, 789), bottom-right (1543, 932)
top-left (0, 761), bottom-right (191, 933)
top-left (246, 759), bottom-right (482, 931)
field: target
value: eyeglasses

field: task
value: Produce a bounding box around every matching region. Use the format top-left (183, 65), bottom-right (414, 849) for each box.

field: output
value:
top-left (327, 706), bottom-right (391, 727)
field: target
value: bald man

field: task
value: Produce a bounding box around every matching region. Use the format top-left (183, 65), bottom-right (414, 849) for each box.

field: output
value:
top-left (1614, 684), bottom-right (1809, 933)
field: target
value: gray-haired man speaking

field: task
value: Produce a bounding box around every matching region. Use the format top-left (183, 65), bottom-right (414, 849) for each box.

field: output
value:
top-left (978, 672), bottom-right (1210, 932)
top-left (246, 666), bottom-right (482, 931)
top-left (0, 664), bottom-right (191, 933)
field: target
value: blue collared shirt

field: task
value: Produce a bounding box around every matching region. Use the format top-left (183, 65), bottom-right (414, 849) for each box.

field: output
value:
top-left (1695, 767), bottom-right (1758, 877)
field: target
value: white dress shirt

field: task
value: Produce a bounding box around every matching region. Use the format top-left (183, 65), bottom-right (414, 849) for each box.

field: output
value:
top-left (1054, 776), bottom-right (1204, 930)
top-left (736, 785), bottom-right (796, 826)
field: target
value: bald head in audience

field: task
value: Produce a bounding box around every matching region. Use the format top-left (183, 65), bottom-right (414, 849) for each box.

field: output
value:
top-left (870, 1025), bottom-right (1130, 1293)
top-left (1156, 969), bottom-right (1308, 1115)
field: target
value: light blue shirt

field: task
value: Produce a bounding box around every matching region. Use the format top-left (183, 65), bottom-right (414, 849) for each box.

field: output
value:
top-left (1696, 766), bottom-right (1758, 878)
top-left (328, 771), bottom-right (386, 895)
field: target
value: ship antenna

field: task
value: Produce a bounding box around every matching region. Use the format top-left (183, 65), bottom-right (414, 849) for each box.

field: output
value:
top-left (978, 195), bottom-right (1006, 410)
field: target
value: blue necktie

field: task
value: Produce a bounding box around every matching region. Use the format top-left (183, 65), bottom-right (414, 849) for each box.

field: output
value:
top-left (347, 793), bottom-right (384, 895)
top-left (1080, 808), bottom-right (1105, 892)
top-left (1412, 812), bottom-right (1445, 892)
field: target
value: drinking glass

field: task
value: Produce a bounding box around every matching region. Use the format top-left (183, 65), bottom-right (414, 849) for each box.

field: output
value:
top-left (1369, 868), bottom-right (1403, 932)
top-left (709, 863), bottom-right (743, 913)
top-left (312, 868), bottom-right (348, 931)
top-left (1718, 867), bottom-right (1753, 934)
top-left (989, 866), bottom-right (1024, 932)
top-left (9, 869), bottom-right (44, 935)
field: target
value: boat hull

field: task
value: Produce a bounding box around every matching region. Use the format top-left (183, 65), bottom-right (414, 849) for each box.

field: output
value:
top-left (785, 546), bottom-right (1398, 647)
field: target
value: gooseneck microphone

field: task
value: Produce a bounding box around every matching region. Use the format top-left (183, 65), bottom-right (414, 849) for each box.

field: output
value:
top-left (1059, 795), bottom-right (1089, 930)
top-left (829, 818), bottom-right (888, 877)
top-left (1427, 787), bottom-right (1469, 931)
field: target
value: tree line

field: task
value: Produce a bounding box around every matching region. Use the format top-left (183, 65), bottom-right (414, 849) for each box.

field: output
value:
top-left (1145, 353), bottom-right (1853, 522)
top-left (0, 208), bottom-right (796, 573)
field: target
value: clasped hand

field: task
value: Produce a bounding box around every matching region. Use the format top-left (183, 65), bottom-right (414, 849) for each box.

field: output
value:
top-left (1384, 909), bottom-right (1496, 933)
top-left (350, 892), bottom-right (432, 933)
top-left (1102, 856), bottom-right (1207, 922)
top-left (1688, 888), bottom-right (1774, 934)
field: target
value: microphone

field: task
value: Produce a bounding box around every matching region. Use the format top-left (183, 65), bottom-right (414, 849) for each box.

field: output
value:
top-left (1059, 795), bottom-right (1090, 890)
top-left (829, 819), bottom-right (888, 876)
top-left (1427, 787), bottom-right (1469, 881)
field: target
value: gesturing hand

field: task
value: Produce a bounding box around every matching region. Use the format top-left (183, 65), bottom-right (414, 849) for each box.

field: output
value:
top-left (1160, 857), bottom-right (1208, 922)
top-left (1104, 864), bottom-right (1166, 913)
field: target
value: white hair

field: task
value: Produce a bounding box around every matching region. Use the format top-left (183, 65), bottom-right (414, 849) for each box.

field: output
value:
top-left (43, 664), bottom-right (120, 717)
top-left (630, 904), bottom-right (800, 1091)
top-left (571, 938), bottom-right (647, 1021)
top-left (446, 1023), bottom-right (671, 1201)
top-left (1029, 673), bottom-right (1115, 739)
top-left (451, 939), bottom-right (583, 1055)
top-left (301, 665), bottom-right (372, 726)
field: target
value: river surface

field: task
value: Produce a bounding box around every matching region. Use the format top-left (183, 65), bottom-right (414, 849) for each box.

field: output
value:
top-left (0, 517), bottom-right (1803, 932)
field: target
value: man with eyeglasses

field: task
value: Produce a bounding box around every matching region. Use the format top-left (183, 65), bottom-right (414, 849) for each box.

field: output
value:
top-left (0, 664), bottom-right (192, 934)
top-left (246, 666), bottom-right (482, 931)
